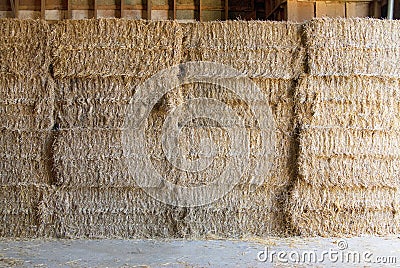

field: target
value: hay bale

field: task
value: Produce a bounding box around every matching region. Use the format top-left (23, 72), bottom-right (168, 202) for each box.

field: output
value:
top-left (180, 185), bottom-right (291, 237)
top-left (53, 128), bottom-right (293, 188)
top-left (0, 19), bottom-right (50, 77)
top-left (53, 78), bottom-right (296, 190)
top-left (0, 74), bottom-right (54, 131)
top-left (181, 21), bottom-right (304, 79)
top-left (0, 74), bottom-right (54, 185)
top-left (0, 130), bottom-right (53, 185)
top-left (50, 185), bottom-right (289, 238)
top-left (50, 187), bottom-right (171, 238)
top-left (0, 185), bottom-right (53, 237)
top-left (52, 76), bottom-right (296, 237)
top-left (296, 76), bottom-right (400, 130)
top-left (291, 183), bottom-right (398, 212)
top-left (296, 76), bottom-right (400, 188)
top-left (291, 209), bottom-right (399, 237)
top-left (291, 75), bottom-right (400, 236)
top-left (305, 18), bottom-right (400, 77)
top-left (52, 19), bottom-right (182, 78)
top-left (55, 77), bottom-right (135, 128)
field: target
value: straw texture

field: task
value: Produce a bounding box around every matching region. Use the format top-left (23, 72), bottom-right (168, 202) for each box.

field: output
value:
top-left (53, 78), bottom-right (296, 189)
top-left (4, 18), bottom-right (400, 238)
top-left (292, 209), bottom-right (399, 237)
top-left (305, 18), bottom-right (400, 77)
top-left (0, 20), bottom-right (54, 237)
top-left (52, 19), bottom-right (183, 78)
top-left (0, 74), bottom-right (54, 185)
top-left (291, 75), bottom-right (400, 236)
top-left (0, 19), bottom-right (50, 78)
top-left (50, 185), bottom-right (288, 238)
top-left (55, 77), bottom-right (135, 128)
top-left (0, 74), bottom-right (54, 130)
top-left (0, 185), bottom-right (53, 237)
top-left (181, 21), bottom-right (304, 79)
top-left (51, 76), bottom-right (297, 236)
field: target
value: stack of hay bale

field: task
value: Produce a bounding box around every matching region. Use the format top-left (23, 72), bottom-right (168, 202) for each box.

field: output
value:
top-left (290, 18), bottom-right (400, 236)
top-left (5, 18), bottom-right (400, 239)
top-left (51, 19), bottom-right (184, 237)
top-left (0, 20), bottom-right (54, 237)
top-left (51, 19), bottom-right (304, 238)
top-left (166, 21), bottom-right (304, 237)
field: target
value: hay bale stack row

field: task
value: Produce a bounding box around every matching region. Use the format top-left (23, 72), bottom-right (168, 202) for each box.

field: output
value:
top-left (181, 21), bottom-right (304, 79)
top-left (5, 18), bottom-right (400, 238)
top-left (51, 20), bottom-right (185, 238)
top-left (290, 18), bottom-right (400, 236)
top-left (0, 19), bottom-right (54, 237)
top-left (306, 18), bottom-right (400, 77)
top-left (52, 19), bottom-right (183, 78)
top-left (154, 21), bottom-right (302, 237)
top-left (142, 78), bottom-right (297, 237)
top-left (51, 20), bottom-right (302, 237)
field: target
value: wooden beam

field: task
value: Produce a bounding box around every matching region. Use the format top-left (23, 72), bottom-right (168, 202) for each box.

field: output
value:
top-left (7, 3), bottom-right (227, 11)
top-left (11, 0), bottom-right (19, 18)
top-left (147, 0), bottom-right (151, 19)
top-left (316, 1), bottom-right (345, 17)
top-left (199, 0), bottom-right (202, 21)
top-left (346, 2), bottom-right (370, 17)
top-left (373, 0), bottom-right (381, 17)
top-left (298, 0), bottom-right (373, 2)
top-left (173, 0), bottom-right (176, 19)
top-left (9, 0), bottom-right (14, 16)
top-left (120, 0), bottom-right (125, 18)
top-left (15, 0), bottom-right (19, 18)
top-left (224, 0), bottom-right (228, 20)
top-left (265, 0), bottom-right (271, 19)
top-left (67, 0), bottom-right (72, 19)
top-left (287, 0), bottom-right (314, 21)
top-left (41, 0), bottom-right (45, 19)
top-left (94, 0), bottom-right (98, 18)
top-left (266, 0), bottom-right (286, 19)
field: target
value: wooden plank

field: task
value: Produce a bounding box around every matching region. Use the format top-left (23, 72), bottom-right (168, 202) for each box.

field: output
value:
top-left (316, 1), bottom-right (345, 17)
top-left (199, 0), bottom-right (202, 21)
top-left (298, 0), bottom-right (373, 2)
top-left (147, 0), bottom-right (151, 19)
top-left (9, 0), bottom-right (14, 15)
top-left (94, 0), bottom-right (97, 18)
top-left (11, 4), bottom-right (223, 11)
top-left (345, 2), bottom-right (369, 17)
top-left (372, 0), bottom-right (381, 18)
top-left (315, 1), bottom-right (326, 16)
top-left (67, 0), bottom-right (71, 19)
top-left (266, 0), bottom-right (288, 19)
top-left (287, 0), bottom-right (314, 21)
top-left (265, 0), bottom-right (271, 19)
top-left (41, 0), bottom-right (45, 19)
top-left (14, 0), bottom-right (18, 17)
top-left (224, 0), bottom-right (228, 19)
top-left (173, 0), bottom-right (176, 19)
top-left (11, 0), bottom-right (19, 18)
top-left (120, 0), bottom-right (124, 18)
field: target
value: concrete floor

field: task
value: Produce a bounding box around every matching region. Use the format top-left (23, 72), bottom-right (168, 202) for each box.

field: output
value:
top-left (1, 236), bottom-right (400, 267)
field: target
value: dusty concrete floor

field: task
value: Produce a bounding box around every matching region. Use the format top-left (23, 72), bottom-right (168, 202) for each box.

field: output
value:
top-left (1, 236), bottom-right (400, 267)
